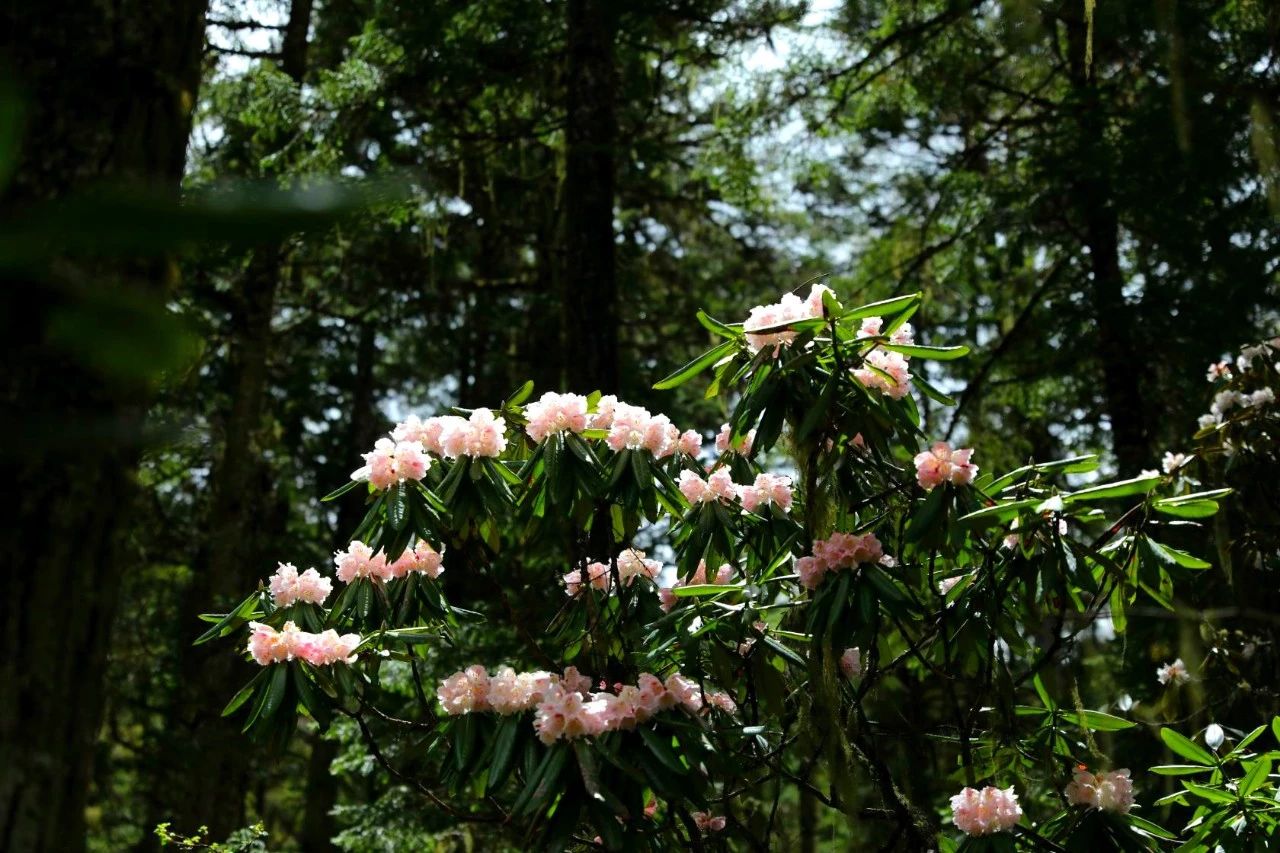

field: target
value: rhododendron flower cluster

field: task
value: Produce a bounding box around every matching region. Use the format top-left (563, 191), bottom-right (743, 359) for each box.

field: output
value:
top-left (853, 349), bottom-right (913, 399)
top-left (1064, 768), bottom-right (1135, 814)
top-left (333, 539), bottom-right (444, 583)
top-left (523, 392), bottom-right (589, 442)
top-left (678, 468), bottom-right (793, 513)
top-left (438, 665), bottom-right (733, 744)
top-left (350, 438), bottom-right (431, 490)
top-left (742, 283), bottom-right (832, 353)
top-left (1157, 658), bottom-right (1191, 686)
top-left (839, 647), bottom-right (861, 679)
top-left (268, 562), bottom-right (332, 607)
top-left (392, 409), bottom-right (508, 459)
top-left (562, 548), bottom-right (662, 596)
top-left (715, 422), bottom-right (754, 455)
top-left (692, 813), bottom-right (726, 833)
top-left (914, 441), bottom-right (978, 490)
top-left (950, 786), bottom-right (1023, 836)
top-left (589, 397), bottom-right (695, 460)
top-left (738, 472), bottom-right (793, 514)
top-left (857, 316), bottom-right (915, 345)
top-left (247, 621), bottom-right (360, 667)
top-left (794, 531), bottom-right (886, 589)
top-left (678, 468), bottom-right (738, 505)
top-left (385, 540), bottom-right (444, 579)
top-left (659, 560), bottom-right (732, 612)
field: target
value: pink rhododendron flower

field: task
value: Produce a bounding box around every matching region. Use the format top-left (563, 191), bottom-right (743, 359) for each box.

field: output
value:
top-left (853, 349), bottom-right (912, 398)
top-left (437, 665), bottom-right (491, 715)
top-left (840, 647), bottom-right (861, 679)
top-left (563, 561), bottom-right (611, 596)
top-left (692, 813), bottom-right (726, 833)
top-left (385, 540), bottom-right (444, 579)
top-left (269, 562), bottom-right (332, 607)
top-left (950, 786), bottom-right (1022, 836)
top-left (678, 429), bottom-right (703, 456)
top-left (333, 540), bottom-right (389, 583)
top-left (1064, 768), bottom-right (1134, 814)
top-left (742, 284), bottom-right (832, 353)
top-left (1157, 658), bottom-right (1191, 685)
top-left (298, 629), bottom-right (361, 666)
top-left (486, 667), bottom-right (554, 715)
top-left (913, 441), bottom-right (978, 489)
top-left (738, 472), bottom-right (793, 513)
top-left (1161, 451), bottom-right (1188, 474)
top-left (439, 408), bottom-right (508, 458)
top-left (533, 682), bottom-right (594, 744)
top-left (350, 438), bottom-right (431, 490)
top-left (393, 414), bottom-right (464, 455)
top-left (679, 469), bottom-right (737, 504)
top-left (659, 560), bottom-right (732, 612)
top-left (588, 395), bottom-right (619, 429)
top-left (247, 621), bottom-right (301, 665)
top-left (797, 532), bottom-right (887, 589)
top-left (715, 423), bottom-right (755, 455)
top-left (523, 392), bottom-right (589, 442)
top-left (1206, 360), bottom-right (1232, 382)
top-left (247, 621), bottom-right (358, 667)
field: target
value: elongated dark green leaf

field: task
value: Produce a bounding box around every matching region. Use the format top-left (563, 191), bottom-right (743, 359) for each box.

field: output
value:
top-left (1160, 727), bottom-right (1215, 766)
top-left (653, 339), bottom-right (737, 390)
top-left (1145, 537), bottom-right (1211, 569)
top-left (222, 670), bottom-right (267, 717)
top-left (639, 727), bottom-right (688, 775)
top-left (387, 483), bottom-right (409, 531)
top-left (1150, 764), bottom-right (1213, 776)
top-left (487, 716), bottom-right (521, 793)
top-left (1063, 474), bottom-right (1160, 504)
top-left (696, 310), bottom-right (743, 339)
top-left (1182, 782), bottom-right (1236, 804)
top-left (913, 373), bottom-right (957, 406)
top-left (840, 293), bottom-right (921, 323)
top-left (505, 379), bottom-right (535, 408)
top-left (1124, 815), bottom-right (1179, 841)
top-left (321, 479), bottom-right (363, 502)
top-left (880, 343), bottom-right (970, 360)
top-left (1240, 757), bottom-right (1270, 796)
top-left (1074, 709), bottom-right (1137, 731)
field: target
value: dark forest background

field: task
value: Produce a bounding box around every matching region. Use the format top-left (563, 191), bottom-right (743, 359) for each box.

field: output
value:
top-left (1, 0), bottom-right (1277, 850)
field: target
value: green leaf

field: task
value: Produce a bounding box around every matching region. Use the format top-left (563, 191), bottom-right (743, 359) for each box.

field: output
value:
top-left (1063, 474), bottom-right (1160, 504)
top-left (880, 343), bottom-right (970, 360)
top-left (653, 339), bottom-right (736, 390)
top-left (913, 373), bottom-right (957, 406)
top-left (760, 635), bottom-right (807, 669)
top-left (1150, 765), bottom-right (1213, 776)
top-left (839, 293), bottom-right (921, 323)
top-left (321, 479), bottom-right (363, 502)
top-left (639, 727), bottom-right (688, 775)
top-left (505, 379), bottom-right (535, 408)
top-left (194, 592), bottom-right (261, 645)
top-left (1240, 757), bottom-right (1270, 796)
top-left (1160, 727), bottom-right (1216, 766)
top-left (906, 485), bottom-right (946, 543)
top-left (1145, 537), bottom-right (1211, 569)
top-left (1153, 497), bottom-right (1220, 519)
top-left (696, 310), bottom-right (743, 339)
top-left (1074, 710), bottom-right (1137, 731)
top-left (1182, 782), bottom-right (1237, 804)
top-left (487, 716), bottom-right (521, 793)
top-left (387, 483), bottom-right (409, 531)
top-left (671, 583), bottom-right (740, 597)
top-left (1124, 814), bottom-right (1179, 841)
top-left (222, 670), bottom-right (267, 717)
top-left (1033, 674), bottom-right (1057, 711)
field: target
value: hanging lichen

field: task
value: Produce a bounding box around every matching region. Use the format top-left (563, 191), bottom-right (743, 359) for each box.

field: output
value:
top-left (1084, 0), bottom-right (1096, 77)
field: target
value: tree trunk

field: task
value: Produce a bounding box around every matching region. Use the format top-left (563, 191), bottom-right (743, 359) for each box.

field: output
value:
top-left (143, 0), bottom-right (315, 841)
top-left (561, 0), bottom-right (620, 394)
top-left (1062, 4), bottom-right (1150, 475)
top-left (0, 2), bottom-right (206, 851)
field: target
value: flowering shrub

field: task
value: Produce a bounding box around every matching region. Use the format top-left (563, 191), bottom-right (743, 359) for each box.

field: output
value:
top-left (195, 287), bottom-right (1280, 849)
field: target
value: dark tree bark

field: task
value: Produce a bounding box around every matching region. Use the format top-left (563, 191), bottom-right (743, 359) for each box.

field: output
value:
top-left (0, 2), bottom-right (207, 851)
top-left (1061, 5), bottom-right (1150, 475)
top-left (143, 0), bottom-right (315, 841)
top-left (561, 0), bottom-right (620, 394)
